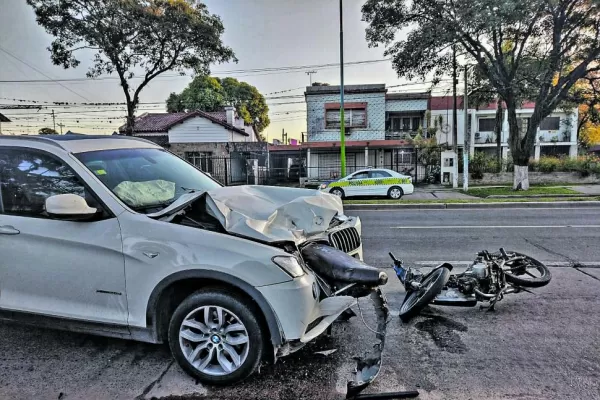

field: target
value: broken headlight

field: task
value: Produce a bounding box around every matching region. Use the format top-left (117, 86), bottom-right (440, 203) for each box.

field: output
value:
top-left (272, 256), bottom-right (305, 278)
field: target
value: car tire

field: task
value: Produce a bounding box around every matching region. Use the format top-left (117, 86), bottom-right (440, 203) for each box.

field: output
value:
top-left (330, 188), bottom-right (345, 198)
top-left (387, 186), bottom-right (404, 199)
top-left (168, 289), bottom-right (265, 385)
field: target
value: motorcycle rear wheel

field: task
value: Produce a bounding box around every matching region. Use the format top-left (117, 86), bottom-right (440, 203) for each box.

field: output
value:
top-left (399, 267), bottom-right (450, 322)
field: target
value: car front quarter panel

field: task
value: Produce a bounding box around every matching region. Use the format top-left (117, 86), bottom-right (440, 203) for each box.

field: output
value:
top-left (118, 213), bottom-right (293, 330)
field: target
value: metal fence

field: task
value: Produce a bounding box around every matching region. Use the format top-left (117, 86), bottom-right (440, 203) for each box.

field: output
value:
top-left (185, 146), bottom-right (443, 187)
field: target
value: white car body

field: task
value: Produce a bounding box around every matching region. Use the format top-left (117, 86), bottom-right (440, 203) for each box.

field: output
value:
top-left (320, 168), bottom-right (414, 198)
top-left (0, 135), bottom-right (364, 380)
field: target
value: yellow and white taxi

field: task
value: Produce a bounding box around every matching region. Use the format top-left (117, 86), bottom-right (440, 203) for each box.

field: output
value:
top-left (319, 168), bottom-right (414, 199)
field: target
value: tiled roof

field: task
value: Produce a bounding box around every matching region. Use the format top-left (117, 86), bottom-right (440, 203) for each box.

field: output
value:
top-left (204, 111), bottom-right (227, 122)
top-left (119, 111), bottom-right (248, 136)
top-left (0, 112), bottom-right (11, 123)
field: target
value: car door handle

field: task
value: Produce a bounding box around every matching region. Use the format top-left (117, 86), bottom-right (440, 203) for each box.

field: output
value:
top-left (0, 225), bottom-right (20, 235)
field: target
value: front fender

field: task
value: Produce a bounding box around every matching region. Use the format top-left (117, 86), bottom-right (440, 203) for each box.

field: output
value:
top-left (146, 269), bottom-right (284, 346)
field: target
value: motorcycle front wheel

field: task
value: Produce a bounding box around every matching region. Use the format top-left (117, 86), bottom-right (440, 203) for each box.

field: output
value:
top-left (501, 252), bottom-right (552, 288)
top-left (399, 267), bottom-right (450, 322)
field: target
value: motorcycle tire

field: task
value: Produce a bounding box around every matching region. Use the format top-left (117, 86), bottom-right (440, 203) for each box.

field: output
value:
top-left (502, 252), bottom-right (552, 288)
top-left (399, 267), bottom-right (450, 322)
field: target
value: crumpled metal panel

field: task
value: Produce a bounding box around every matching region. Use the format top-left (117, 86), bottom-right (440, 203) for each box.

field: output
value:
top-left (204, 185), bottom-right (343, 244)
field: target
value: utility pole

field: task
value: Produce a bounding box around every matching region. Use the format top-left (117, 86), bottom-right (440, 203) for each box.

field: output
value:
top-left (57, 122), bottom-right (65, 134)
top-left (51, 109), bottom-right (56, 132)
top-left (463, 66), bottom-right (470, 192)
top-left (339, 0), bottom-right (346, 177)
top-left (451, 46), bottom-right (458, 189)
top-left (306, 70), bottom-right (317, 86)
top-left (452, 46), bottom-right (458, 152)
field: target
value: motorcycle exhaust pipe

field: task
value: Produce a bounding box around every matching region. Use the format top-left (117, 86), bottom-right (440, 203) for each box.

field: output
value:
top-left (474, 288), bottom-right (496, 299)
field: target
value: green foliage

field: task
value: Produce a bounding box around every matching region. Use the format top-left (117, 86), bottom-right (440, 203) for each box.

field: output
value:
top-left (27, 0), bottom-right (236, 135)
top-left (38, 127), bottom-right (58, 134)
top-left (469, 152), bottom-right (499, 179)
top-left (362, 0), bottom-right (600, 173)
top-left (529, 156), bottom-right (600, 176)
top-left (166, 76), bottom-right (270, 133)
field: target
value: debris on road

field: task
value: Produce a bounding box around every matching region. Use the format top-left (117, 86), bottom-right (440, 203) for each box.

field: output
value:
top-left (314, 349), bottom-right (338, 357)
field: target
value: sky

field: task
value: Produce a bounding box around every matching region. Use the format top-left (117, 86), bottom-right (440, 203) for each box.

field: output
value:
top-left (0, 0), bottom-right (442, 140)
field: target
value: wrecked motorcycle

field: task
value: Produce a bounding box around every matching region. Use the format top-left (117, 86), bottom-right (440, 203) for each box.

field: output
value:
top-left (391, 248), bottom-right (552, 322)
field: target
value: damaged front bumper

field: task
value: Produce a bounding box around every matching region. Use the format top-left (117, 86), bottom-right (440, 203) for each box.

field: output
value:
top-left (260, 274), bottom-right (389, 398)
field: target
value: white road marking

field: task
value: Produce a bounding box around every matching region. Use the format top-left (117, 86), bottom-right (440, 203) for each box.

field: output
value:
top-left (350, 207), bottom-right (600, 212)
top-left (390, 225), bottom-right (600, 229)
top-left (413, 261), bottom-right (600, 267)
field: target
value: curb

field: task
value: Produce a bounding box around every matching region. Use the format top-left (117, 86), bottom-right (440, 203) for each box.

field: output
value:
top-left (487, 194), bottom-right (599, 199)
top-left (343, 201), bottom-right (600, 210)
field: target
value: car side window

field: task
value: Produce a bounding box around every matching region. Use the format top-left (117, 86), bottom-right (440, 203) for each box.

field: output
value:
top-left (0, 148), bottom-right (91, 218)
top-left (369, 171), bottom-right (392, 178)
top-left (350, 172), bottom-right (369, 180)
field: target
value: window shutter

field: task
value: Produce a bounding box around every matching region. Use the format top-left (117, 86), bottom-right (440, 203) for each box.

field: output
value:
top-left (326, 110), bottom-right (340, 128)
top-left (352, 109), bottom-right (366, 127)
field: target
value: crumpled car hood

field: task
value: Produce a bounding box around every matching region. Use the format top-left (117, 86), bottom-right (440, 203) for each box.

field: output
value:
top-left (150, 185), bottom-right (344, 244)
top-left (205, 185), bottom-right (343, 244)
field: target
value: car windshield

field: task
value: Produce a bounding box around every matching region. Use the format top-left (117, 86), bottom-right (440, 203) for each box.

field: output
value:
top-left (75, 148), bottom-right (221, 212)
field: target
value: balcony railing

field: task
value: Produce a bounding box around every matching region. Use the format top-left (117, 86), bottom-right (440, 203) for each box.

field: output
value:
top-left (538, 131), bottom-right (571, 143)
top-left (385, 130), bottom-right (431, 140)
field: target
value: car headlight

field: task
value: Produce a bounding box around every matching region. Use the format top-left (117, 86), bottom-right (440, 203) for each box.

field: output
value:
top-left (319, 183), bottom-right (328, 190)
top-left (272, 256), bottom-right (305, 278)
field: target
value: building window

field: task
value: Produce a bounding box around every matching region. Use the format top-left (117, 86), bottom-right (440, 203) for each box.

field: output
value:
top-left (540, 117), bottom-right (560, 131)
top-left (412, 117), bottom-right (421, 130)
top-left (325, 108), bottom-right (367, 129)
top-left (393, 150), bottom-right (413, 164)
top-left (478, 118), bottom-right (496, 132)
top-left (389, 116), bottom-right (422, 132)
top-left (185, 151), bottom-right (213, 173)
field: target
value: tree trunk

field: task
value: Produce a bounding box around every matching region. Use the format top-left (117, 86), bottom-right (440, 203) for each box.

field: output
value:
top-left (125, 102), bottom-right (136, 136)
top-left (513, 165), bottom-right (529, 190)
top-left (494, 100), bottom-right (503, 172)
top-left (505, 101), bottom-right (531, 190)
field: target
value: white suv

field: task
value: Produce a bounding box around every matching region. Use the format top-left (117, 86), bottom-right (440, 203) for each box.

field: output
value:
top-left (0, 135), bottom-right (378, 385)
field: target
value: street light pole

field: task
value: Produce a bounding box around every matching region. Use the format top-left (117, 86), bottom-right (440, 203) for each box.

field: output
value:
top-left (339, 0), bottom-right (346, 177)
top-left (463, 66), bottom-right (470, 191)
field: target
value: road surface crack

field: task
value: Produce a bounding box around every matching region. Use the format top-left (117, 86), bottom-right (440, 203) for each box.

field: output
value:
top-left (136, 360), bottom-right (175, 400)
top-left (574, 268), bottom-right (600, 282)
top-left (523, 238), bottom-right (581, 266)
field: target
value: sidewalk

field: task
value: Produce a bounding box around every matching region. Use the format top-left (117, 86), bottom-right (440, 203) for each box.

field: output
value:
top-left (412, 184), bottom-right (600, 200)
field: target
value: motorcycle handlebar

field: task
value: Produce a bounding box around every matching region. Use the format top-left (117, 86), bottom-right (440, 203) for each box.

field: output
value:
top-left (389, 252), bottom-right (399, 263)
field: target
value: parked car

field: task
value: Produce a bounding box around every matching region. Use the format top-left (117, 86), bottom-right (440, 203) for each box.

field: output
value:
top-left (319, 168), bottom-right (414, 199)
top-left (0, 135), bottom-right (375, 386)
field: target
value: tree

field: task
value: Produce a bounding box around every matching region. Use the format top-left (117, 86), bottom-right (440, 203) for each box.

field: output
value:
top-left (363, 0), bottom-right (600, 189)
top-left (38, 127), bottom-right (58, 134)
top-left (166, 76), bottom-right (270, 134)
top-left (28, 0), bottom-right (235, 135)
top-left (568, 71), bottom-right (600, 146)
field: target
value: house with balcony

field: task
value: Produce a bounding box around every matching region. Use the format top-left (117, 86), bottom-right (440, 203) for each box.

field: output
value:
top-left (302, 84), bottom-right (429, 180)
top-left (429, 97), bottom-right (578, 159)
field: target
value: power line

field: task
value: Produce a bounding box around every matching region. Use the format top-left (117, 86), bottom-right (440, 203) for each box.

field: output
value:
top-left (0, 45), bottom-right (92, 102)
top-left (0, 58), bottom-right (390, 84)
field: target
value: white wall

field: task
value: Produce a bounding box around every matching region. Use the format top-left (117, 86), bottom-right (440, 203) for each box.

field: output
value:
top-left (168, 116), bottom-right (249, 143)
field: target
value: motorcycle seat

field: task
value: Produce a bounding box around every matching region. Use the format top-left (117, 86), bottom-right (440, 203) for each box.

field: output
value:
top-left (301, 243), bottom-right (387, 286)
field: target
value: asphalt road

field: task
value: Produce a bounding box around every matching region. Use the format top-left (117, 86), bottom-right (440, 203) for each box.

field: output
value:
top-left (0, 207), bottom-right (599, 400)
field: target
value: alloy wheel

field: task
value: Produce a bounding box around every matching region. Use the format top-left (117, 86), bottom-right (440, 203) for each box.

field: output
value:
top-left (179, 305), bottom-right (250, 376)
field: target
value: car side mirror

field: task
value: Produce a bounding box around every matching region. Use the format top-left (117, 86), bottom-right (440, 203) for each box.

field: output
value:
top-left (45, 194), bottom-right (98, 221)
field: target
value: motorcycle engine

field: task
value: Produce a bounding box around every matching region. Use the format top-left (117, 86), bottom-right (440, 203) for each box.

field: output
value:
top-left (471, 263), bottom-right (488, 279)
